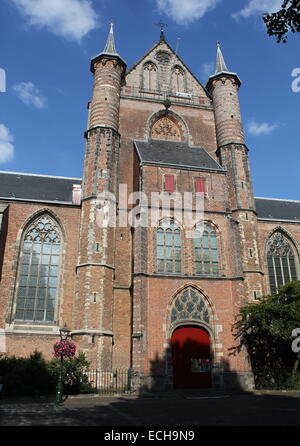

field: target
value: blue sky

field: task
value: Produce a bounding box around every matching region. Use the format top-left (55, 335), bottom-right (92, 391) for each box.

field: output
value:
top-left (0, 0), bottom-right (299, 200)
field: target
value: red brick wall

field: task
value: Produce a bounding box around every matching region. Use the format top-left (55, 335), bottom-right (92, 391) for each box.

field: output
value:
top-left (0, 201), bottom-right (81, 358)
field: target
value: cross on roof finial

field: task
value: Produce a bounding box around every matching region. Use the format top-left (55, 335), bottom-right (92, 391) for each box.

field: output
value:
top-left (155, 20), bottom-right (168, 41)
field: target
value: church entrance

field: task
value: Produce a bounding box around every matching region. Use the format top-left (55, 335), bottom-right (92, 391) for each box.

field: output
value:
top-left (171, 325), bottom-right (212, 389)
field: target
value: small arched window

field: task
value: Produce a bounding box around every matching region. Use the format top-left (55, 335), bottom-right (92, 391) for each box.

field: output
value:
top-left (194, 226), bottom-right (219, 275)
top-left (143, 62), bottom-right (158, 91)
top-left (15, 215), bottom-right (62, 323)
top-left (156, 220), bottom-right (181, 273)
top-left (267, 231), bottom-right (298, 293)
top-left (172, 66), bottom-right (186, 93)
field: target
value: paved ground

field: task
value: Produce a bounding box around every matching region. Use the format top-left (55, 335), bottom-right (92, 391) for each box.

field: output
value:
top-left (0, 389), bottom-right (300, 426)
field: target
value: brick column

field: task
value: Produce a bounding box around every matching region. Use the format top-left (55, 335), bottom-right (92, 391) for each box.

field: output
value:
top-left (73, 52), bottom-right (126, 369)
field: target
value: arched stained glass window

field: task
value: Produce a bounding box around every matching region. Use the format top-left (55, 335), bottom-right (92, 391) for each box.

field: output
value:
top-left (171, 288), bottom-right (210, 325)
top-left (15, 215), bottom-right (61, 323)
top-left (156, 220), bottom-right (181, 274)
top-left (194, 226), bottom-right (219, 275)
top-left (267, 232), bottom-right (298, 293)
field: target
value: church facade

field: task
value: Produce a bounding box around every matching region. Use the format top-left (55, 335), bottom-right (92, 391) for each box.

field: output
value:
top-left (0, 26), bottom-right (299, 391)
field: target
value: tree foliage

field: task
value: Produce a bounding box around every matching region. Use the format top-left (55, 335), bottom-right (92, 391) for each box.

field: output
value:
top-left (235, 281), bottom-right (300, 388)
top-left (263, 0), bottom-right (300, 43)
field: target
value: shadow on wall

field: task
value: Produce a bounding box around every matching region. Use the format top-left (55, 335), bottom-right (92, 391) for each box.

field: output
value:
top-left (136, 337), bottom-right (254, 395)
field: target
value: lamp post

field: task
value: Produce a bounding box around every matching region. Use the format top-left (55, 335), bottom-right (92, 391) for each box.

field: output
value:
top-left (55, 325), bottom-right (71, 405)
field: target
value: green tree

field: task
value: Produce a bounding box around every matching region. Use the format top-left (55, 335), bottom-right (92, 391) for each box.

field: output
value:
top-left (263, 0), bottom-right (300, 43)
top-left (235, 281), bottom-right (300, 389)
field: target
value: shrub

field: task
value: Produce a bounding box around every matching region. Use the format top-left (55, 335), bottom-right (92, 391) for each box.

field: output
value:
top-left (0, 350), bottom-right (56, 395)
top-left (47, 351), bottom-right (90, 395)
top-left (0, 350), bottom-right (91, 396)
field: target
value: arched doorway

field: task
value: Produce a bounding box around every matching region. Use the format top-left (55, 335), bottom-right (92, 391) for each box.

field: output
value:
top-left (171, 325), bottom-right (212, 389)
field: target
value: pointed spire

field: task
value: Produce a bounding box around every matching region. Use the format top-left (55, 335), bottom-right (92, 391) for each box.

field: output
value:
top-left (90, 21), bottom-right (126, 74)
top-left (206, 41), bottom-right (241, 91)
top-left (103, 21), bottom-right (117, 55)
top-left (215, 41), bottom-right (229, 74)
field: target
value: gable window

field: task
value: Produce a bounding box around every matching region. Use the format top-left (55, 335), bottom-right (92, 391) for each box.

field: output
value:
top-left (267, 231), bottom-right (298, 294)
top-left (156, 220), bottom-right (181, 273)
top-left (172, 66), bottom-right (186, 93)
top-left (143, 62), bottom-right (158, 91)
top-left (194, 225), bottom-right (219, 275)
top-left (15, 215), bottom-right (62, 323)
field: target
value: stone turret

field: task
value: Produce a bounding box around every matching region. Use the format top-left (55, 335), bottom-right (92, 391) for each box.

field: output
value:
top-left (207, 43), bottom-right (264, 302)
top-left (89, 22), bottom-right (126, 131)
top-left (206, 42), bottom-right (244, 148)
top-left (73, 24), bottom-right (126, 369)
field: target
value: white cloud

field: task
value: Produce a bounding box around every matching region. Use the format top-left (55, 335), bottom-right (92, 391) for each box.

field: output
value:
top-left (233, 0), bottom-right (283, 19)
top-left (0, 125), bottom-right (14, 163)
top-left (247, 119), bottom-right (278, 136)
top-left (11, 0), bottom-right (98, 41)
top-left (13, 82), bottom-right (46, 109)
top-left (201, 61), bottom-right (214, 80)
top-left (156, 0), bottom-right (222, 25)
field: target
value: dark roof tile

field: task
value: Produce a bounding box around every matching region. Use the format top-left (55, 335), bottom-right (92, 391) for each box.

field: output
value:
top-left (255, 197), bottom-right (300, 222)
top-left (0, 172), bottom-right (82, 204)
top-left (134, 139), bottom-right (224, 171)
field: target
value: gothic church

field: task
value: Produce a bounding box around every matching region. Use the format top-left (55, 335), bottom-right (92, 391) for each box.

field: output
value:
top-left (0, 25), bottom-right (299, 390)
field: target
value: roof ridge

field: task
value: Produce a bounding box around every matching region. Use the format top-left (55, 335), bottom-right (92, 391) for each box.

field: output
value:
top-left (0, 171), bottom-right (82, 181)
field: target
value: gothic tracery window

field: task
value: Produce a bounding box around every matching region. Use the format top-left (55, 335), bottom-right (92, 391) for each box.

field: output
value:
top-left (15, 215), bottom-right (62, 323)
top-left (170, 288), bottom-right (210, 326)
top-left (143, 62), bottom-right (158, 91)
top-left (150, 115), bottom-right (182, 141)
top-left (156, 220), bottom-right (181, 274)
top-left (267, 231), bottom-right (298, 293)
top-left (194, 226), bottom-right (219, 275)
top-left (172, 66), bottom-right (186, 93)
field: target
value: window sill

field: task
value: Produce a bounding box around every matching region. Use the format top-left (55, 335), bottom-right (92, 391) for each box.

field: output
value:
top-left (6, 323), bottom-right (60, 335)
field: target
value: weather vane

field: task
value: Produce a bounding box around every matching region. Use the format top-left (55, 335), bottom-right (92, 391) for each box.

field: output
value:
top-left (155, 20), bottom-right (168, 40)
top-left (155, 20), bottom-right (168, 31)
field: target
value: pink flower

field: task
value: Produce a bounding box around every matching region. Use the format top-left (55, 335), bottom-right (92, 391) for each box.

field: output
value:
top-left (53, 340), bottom-right (76, 358)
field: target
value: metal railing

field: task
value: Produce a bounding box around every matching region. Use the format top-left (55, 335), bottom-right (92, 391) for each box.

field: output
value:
top-left (121, 85), bottom-right (211, 107)
top-left (83, 368), bottom-right (141, 394)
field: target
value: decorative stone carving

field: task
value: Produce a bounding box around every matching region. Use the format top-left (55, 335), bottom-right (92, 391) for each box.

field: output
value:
top-left (151, 116), bottom-right (181, 141)
top-left (155, 50), bottom-right (171, 64)
top-left (267, 232), bottom-right (294, 257)
top-left (171, 288), bottom-right (211, 326)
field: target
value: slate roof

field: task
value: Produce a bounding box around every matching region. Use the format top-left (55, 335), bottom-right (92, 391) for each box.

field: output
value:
top-left (1, 171), bottom-right (300, 222)
top-left (255, 197), bottom-right (300, 222)
top-left (134, 139), bottom-right (225, 172)
top-left (0, 171), bottom-right (81, 205)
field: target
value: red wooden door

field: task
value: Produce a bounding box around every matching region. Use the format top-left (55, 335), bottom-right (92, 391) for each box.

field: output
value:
top-left (171, 325), bottom-right (212, 389)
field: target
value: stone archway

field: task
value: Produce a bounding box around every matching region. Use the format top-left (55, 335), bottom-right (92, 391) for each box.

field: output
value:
top-left (168, 287), bottom-right (214, 389)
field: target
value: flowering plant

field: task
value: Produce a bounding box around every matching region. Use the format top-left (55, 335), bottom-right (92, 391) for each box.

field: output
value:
top-left (53, 340), bottom-right (76, 359)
